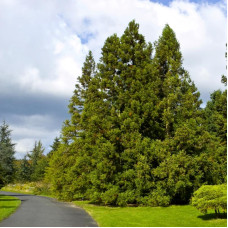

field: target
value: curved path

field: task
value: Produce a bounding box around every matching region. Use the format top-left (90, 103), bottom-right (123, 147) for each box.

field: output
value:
top-left (0, 191), bottom-right (98, 227)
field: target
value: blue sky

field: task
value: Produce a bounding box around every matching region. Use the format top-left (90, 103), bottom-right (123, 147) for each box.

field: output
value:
top-left (0, 0), bottom-right (226, 158)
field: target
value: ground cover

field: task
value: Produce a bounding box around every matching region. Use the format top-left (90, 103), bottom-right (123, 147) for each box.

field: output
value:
top-left (1, 183), bottom-right (34, 194)
top-left (0, 194), bottom-right (21, 222)
top-left (1, 183), bottom-right (54, 198)
top-left (74, 201), bottom-right (227, 227)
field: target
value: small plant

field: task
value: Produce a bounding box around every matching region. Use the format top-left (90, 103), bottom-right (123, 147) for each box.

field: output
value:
top-left (192, 184), bottom-right (227, 215)
top-left (33, 181), bottom-right (51, 195)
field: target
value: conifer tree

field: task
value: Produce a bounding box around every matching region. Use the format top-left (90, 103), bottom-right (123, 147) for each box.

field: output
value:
top-left (29, 141), bottom-right (44, 168)
top-left (47, 137), bottom-right (60, 158)
top-left (28, 140), bottom-right (45, 181)
top-left (46, 51), bottom-right (97, 200)
top-left (17, 155), bottom-right (32, 182)
top-left (82, 21), bottom-right (160, 205)
top-left (45, 21), bottom-right (226, 206)
top-left (202, 76), bottom-right (227, 185)
top-left (62, 50), bottom-right (96, 143)
top-left (152, 25), bottom-right (201, 139)
top-left (204, 89), bottom-right (227, 144)
top-left (0, 121), bottom-right (15, 184)
top-left (0, 164), bottom-right (5, 188)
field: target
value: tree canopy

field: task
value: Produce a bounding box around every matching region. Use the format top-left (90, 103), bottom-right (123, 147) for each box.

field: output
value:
top-left (45, 21), bottom-right (226, 206)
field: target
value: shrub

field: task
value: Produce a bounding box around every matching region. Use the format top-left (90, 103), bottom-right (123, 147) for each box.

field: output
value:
top-left (116, 190), bottom-right (136, 206)
top-left (88, 191), bottom-right (102, 204)
top-left (192, 184), bottom-right (227, 214)
top-left (146, 188), bottom-right (171, 206)
top-left (101, 186), bottom-right (119, 205)
top-left (33, 181), bottom-right (51, 196)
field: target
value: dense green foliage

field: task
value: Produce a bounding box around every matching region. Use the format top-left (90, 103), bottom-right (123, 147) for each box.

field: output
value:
top-left (0, 121), bottom-right (15, 186)
top-left (46, 21), bottom-right (227, 206)
top-left (0, 164), bottom-right (5, 188)
top-left (192, 185), bottom-right (227, 215)
top-left (16, 155), bottom-right (32, 182)
top-left (16, 140), bottom-right (48, 182)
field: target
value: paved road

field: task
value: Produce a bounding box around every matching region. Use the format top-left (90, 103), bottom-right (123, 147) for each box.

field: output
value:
top-left (0, 191), bottom-right (98, 227)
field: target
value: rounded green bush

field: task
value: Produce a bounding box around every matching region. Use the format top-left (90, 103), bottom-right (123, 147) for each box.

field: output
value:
top-left (192, 184), bottom-right (227, 214)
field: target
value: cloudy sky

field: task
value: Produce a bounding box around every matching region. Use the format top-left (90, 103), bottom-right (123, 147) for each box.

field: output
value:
top-left (0, 0), bottom-right (226, 159)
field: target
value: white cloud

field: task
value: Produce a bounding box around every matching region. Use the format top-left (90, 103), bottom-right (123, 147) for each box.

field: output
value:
top-left (0, 0), bottom-right (226, 158)
top-left (56, 0), bottom-right (226, 101)
top-left (10, 114), bottom-right (61, 158)
top-left (0, 0), bottom-right (226, 99)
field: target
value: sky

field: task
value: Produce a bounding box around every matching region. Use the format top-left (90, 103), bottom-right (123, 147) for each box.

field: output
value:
top-left (0, 0), bottom-right (226, 159)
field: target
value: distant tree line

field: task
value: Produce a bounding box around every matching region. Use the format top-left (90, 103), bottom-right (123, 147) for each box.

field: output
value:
top-left (13, 137), bottom-right (61, 183)
top-left (15, 140), bottom-right (46, 182)
top-left (0, 121), bottom-right (59, 186)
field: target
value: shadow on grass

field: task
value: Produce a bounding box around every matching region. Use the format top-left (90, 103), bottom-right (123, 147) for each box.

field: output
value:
top-left (198, 213), bottom-right (227, 220)
top-left (0, 199), bottom-right (20, 201)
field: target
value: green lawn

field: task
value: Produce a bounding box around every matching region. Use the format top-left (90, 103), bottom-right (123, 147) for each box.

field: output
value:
top-left (74, 201), bottom-right (227, 227)
top-left (0, 194), bottom-right (21, 222)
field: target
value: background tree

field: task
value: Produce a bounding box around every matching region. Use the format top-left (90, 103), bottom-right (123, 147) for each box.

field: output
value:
top-left (201, 74), bottom-right (227, 185)
top-left (0, 164), bottom-right (5, 188)
top-left (204, 80), bottom-right (227, 145)
top-left (28, 140), bottom-right (45, 181)
top-left (202, 50), bottom-right (227, 185)
top-left (16, 155), bottom-right (32, 182)
top-left (47, 137), bottom-right (60, 159)
top-left (0, 121), bottom-right (15, 184)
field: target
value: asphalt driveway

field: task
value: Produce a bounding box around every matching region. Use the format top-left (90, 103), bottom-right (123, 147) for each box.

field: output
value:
top-left (0, 191), bottom-right (98, 227)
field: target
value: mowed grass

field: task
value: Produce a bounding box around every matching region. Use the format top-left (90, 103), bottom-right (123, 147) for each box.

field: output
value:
top-left (0, 194), bottom-right (21, 221)
top-left (74, 201), bottom-right (227, 227)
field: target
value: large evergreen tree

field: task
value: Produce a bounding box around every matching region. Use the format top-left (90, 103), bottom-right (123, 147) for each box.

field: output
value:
top-left (46, 21), bottom-right (226, 206)
top-left (46, 51), bottom-right (97, 200)
top-left (78, 20), bottom-right (160, 205)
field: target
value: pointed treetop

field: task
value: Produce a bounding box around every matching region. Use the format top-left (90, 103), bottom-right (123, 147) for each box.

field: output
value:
top-left (120, 20), bottom-right (152, 66)
top-left (79, 50), bottom-right (96, 90)
top-left (153, 24), bottom-right (183, 77)
top-left (155, 24), bottom-right (182, 58)
top-left (121, 20), bottom-right (146, 47)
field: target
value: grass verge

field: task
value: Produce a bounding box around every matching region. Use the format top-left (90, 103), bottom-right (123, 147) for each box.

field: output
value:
top-left (74, 201), bottom-right (227, 227)
top-left (1, 184), bottom-right (33, 194)
top-left (1, 183), bottom-right (55, 198)
top-left (0, 194), bottom-right (21, 222)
